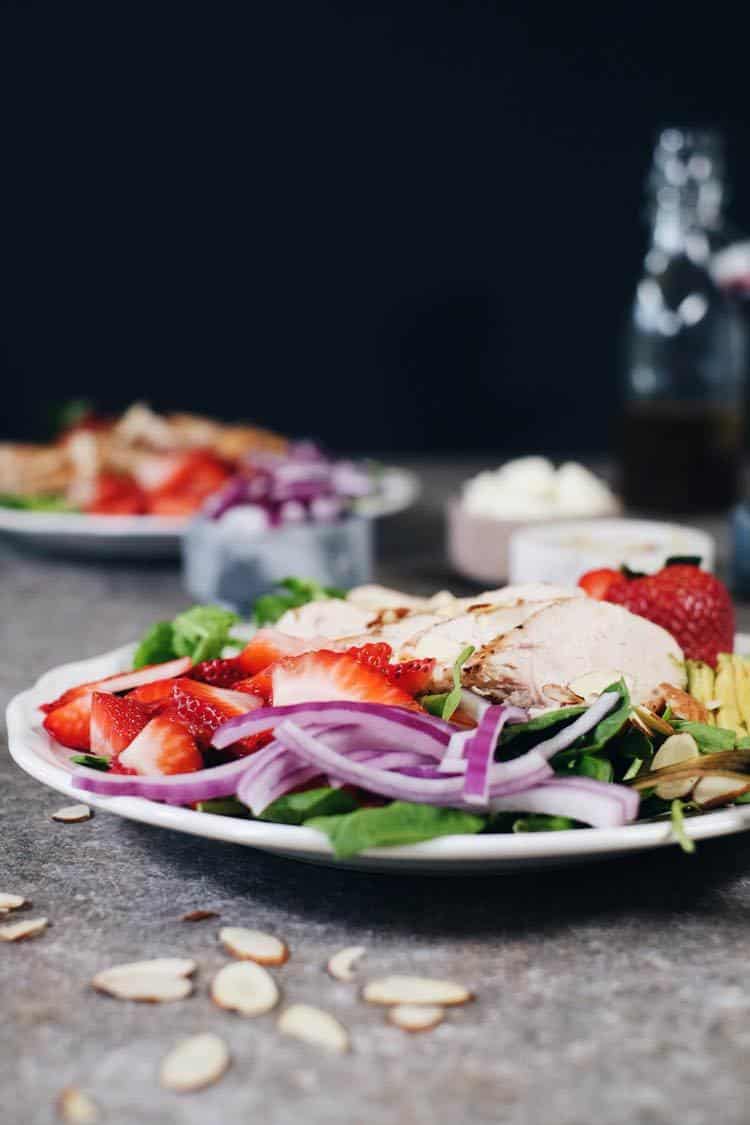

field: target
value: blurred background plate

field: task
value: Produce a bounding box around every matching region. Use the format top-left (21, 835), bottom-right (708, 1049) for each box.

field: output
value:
top-left (0, 465), bottom-right (420, 560)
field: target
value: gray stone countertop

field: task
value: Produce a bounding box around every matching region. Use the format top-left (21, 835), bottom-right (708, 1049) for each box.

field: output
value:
top-left (2, 459), bottom-right (750, 1125)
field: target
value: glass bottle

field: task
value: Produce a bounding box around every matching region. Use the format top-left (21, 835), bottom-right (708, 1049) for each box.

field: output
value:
top-left (621, 128), bottom-right (746, 514)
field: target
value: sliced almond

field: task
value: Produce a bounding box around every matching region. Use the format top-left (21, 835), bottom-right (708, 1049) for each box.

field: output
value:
top-left (693, 775), bottom-right (750, 809)
top-left (181, 910), bottom-right (219, 923)
top-left (657, 683), bottom-right (709, 724)
top-left (219, 926), bottom-right (289, 965)
top-left (51, 804), bottom-right (92, 823)
top-left (327, 945), bottom-right (366, 982)
top-left (568, 670), bottom-right (631, 701)
top-left (278, 1004), bottom-right (350, 1053)
top-left (542, 683), bottom-right (584, 705)
top-left (92, 958), bottom-right (195, 1002)
top-left (0, 916), bottom-right (47, 942)
top-left (633, 706), bottom-right (675, 737)
top-left (388, 1003), bottom-right (444, 1032)
top-left (362, 976), bottom-right (473, 1007)
top-left (651, 732), bottom-right (700, 799)
top-left (211, 961), bottom-right (279, 1016)
top-left (56, 1086), bottom-right (99, 1123)
top-left (0, 893), bottom-right (26, 911)
top-left (160, 1032), bottom-right (230, 1092)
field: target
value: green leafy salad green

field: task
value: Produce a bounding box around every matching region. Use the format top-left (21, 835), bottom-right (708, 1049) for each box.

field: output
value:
top-left (0, 493), bottom-right (77, 512)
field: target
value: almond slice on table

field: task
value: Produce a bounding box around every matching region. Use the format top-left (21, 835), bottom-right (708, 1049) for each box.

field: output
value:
top-left (92, 958), bottom-right (196, 1002)
top-left (211, 961), bottom-right (279, 1016)
top-left (388, 1004), bottom-right (444, 1032)
top-left (278, 1004), bottom-right (350, 1053)
top-left (219, 926), bottom-right (289, 965)
top-left (0, 916), bottom-right (47, 942)
top-left (51, 804), bottom-right (92, 823)
top-left (160, 1032), bottom-right (230, 1093)
top-left (0, 893), bottom-right (26, 912)
top-left (363, 976), bottom-right (473, 1007)
top-left (56, 1086), bottom-right (99, 1123)
top-left (327, 945), bottom-right (366, 982)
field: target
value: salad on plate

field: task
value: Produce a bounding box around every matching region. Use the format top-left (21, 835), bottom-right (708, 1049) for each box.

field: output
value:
top-left (34, 564), bottom-right (750, 858)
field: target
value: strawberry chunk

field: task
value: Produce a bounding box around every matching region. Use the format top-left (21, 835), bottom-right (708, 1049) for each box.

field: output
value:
top-left (145, 451), bottom-right (231, 516)
top-left (127, 678), bottom-right (180, 707)
top-left (237, 629), bottom-right (320, 675)
top-left (86, 472), bottom-right (147, 515)
top-left (42, 657), bottom-right (193, 713)
top-left (271, 650), bottom-right (423, 710)
top-left (90, 692), bottom-right (152, 758)
top-left (170, 679), bottom-right (263, 744)
top-left (346, 643), bottom-right (392, 672)
top-left (118, 714), bottom-right (204, 776)
top-left (386, 658), bottom-right (435, 696)
top-left (578, 568), bottom-right (628, 601)
top-left (43, 693), bottom-right (93, 751)
top-left (188, 658), bottom-right (246, 688)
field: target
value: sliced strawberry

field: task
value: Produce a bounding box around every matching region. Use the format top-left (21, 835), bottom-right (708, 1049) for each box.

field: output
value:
top-left (578, 568), bottom-right (628, 601)
top-left (42, 657), bottom-right (193, 713)
top-left (127, 678), bottom-right (181, 707)
top-left (43, 694), bottom-right (93, 751)
top-left (346, 643), bottom-right (392, 673)
top-left (386, 658), bottom-right (435, 696)
top-left (90, 692), bottom-right (152, 758)
top-left (271, 651), bottom-right (423, 710)
top-left (188, 658), bottom-right (246, 688)
top-left (144, 451), bottom-right (231, 516)
top-left (236, 629), bottom-right (318, 675)
top-left (170, 679), bottom-right (263, 744)
top-left (118, 714), bottom-right (204, 776)
top-left (86, 472), bottom-right (147, 515)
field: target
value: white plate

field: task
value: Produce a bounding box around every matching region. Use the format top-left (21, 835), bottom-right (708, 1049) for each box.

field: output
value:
top-left (0, 467), bottom-right (420, 559)
top-left (8, 637), bottom-right (750, 873)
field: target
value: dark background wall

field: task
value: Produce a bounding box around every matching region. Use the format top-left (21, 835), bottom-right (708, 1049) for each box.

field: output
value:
top-left (1, 3), bottom-right (747, 454)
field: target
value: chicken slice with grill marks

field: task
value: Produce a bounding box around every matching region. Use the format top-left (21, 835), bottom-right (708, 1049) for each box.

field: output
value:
top-left (462, 597), bottom-right (685, 709)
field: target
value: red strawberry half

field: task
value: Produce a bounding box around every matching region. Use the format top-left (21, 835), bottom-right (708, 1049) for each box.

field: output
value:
top-left (90, 692), bottom-right (152, 758)
top-left (188, 658), bottom-right (247, 688)
top-left (271, 650), bottom-right (423, 710)
top-left (579, 562), bottom-right (734, 666)
top-left (43, 693), bottom-right (94, 751)
top-left (118, 714), bottom-right (204, 776)
top-left (237, 629), bottom-right (325, 675)
top-left (42, 657), bottom-right (193, 713)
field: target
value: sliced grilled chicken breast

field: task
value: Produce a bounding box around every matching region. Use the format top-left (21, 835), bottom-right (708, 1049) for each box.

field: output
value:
top-left (462, 597), bottom-right (685, 708)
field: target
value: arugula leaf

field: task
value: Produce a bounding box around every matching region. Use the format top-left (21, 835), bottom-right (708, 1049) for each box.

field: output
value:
top-left (70, 753), bottom-right (109, 771)
top-left (671, 720), bottom-right (736, 752)
top-left (670, 799), bottom-right (696, 854)
top-left (512, 815), bottom-right (577, 832)
top-left (133, 621), bottom-right (177, 669)
top-left (0, 492), bottom-right (76, 512)
top-left (253, 578), bottom-right (345, 626)
top-left (572, 755), bottom-right (614, 782)
top-left (307, 801), bottom-right (485, 858)
top-left (172, 606), bottom-right (240, 663)
top-left (259, 786), bottom-right (358, 825)
top-left (440, 646), bottom-right (475, 721)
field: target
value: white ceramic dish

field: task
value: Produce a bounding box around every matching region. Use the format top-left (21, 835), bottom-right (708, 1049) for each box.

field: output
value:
top-left (0, 467), bottom-right (420, 560)
top-left (8, 635), bottom-right (750, 873)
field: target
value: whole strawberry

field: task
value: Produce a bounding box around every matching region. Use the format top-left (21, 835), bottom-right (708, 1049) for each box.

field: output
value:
top-left (578, 563), bottom-right (734, 667)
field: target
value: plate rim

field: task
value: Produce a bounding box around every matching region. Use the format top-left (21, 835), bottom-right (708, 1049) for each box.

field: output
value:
top-left (7, 637), bottom-right (750, 867)
top-left (0, 466), bottom-right (421, 541)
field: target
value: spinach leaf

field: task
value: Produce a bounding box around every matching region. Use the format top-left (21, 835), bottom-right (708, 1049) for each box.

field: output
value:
top-left (500, 704), bottom-right (587, 748)
top-left (308, 801), bottom-right (485, 858)
top-left (197, 798), bottom-right (252, 818)
top-left (422, 693), bottom-right (450, 717)
top-left (133, 621), bottom-right (177, 669)
top-left (551, 681), bottom-right (631, 763)
top-left (172, 606), bottom-right (240, 663)
top-left (259, 786), bottom-right (358, 825)
top-left (572, 755), bottom-right (613, 782)
top-left (70, 753), bottom-right (109, 771)
top-left (0, 492), bottom-right (76, 512)
top-left (671, 720), bottom-right (736, 752)
top-left (253, 578), bottom-right (345, 626)
top-left (512, 815), bottom-right (577, 832)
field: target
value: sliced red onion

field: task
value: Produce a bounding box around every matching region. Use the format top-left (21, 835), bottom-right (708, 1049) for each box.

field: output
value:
top-left (72, 754), bottom-right (260, 805)
top-left (489, 777), bottom-right (639, 828)
top-left (530, 691), bottom-right (621, 761)
top-left (462, 705), bottom-right (528, 806)
top-left (213, 701), bottom-right (455, 753)
top-left (458, 689), bottom-right (492, 721)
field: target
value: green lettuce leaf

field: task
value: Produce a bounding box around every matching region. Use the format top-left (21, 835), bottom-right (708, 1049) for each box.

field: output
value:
top-left (671, 720), bottom-right (736, 752)
top-left (259, 786), bottom-right (358, 825)
top-left (133, 621), bottom-right (177, 669)
top-left (0, 492), bottom-right (76, 512)
top-left (307, 801), bottom-right (486, 858)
